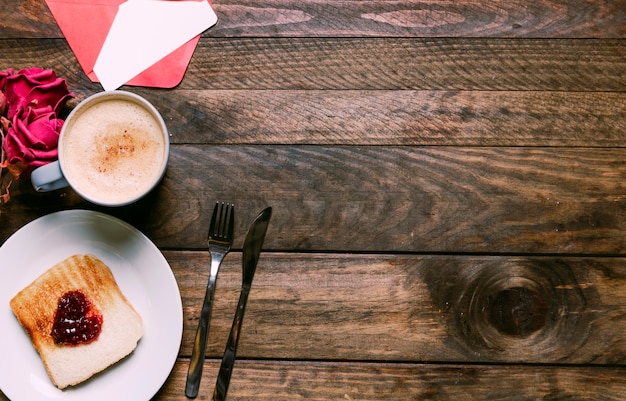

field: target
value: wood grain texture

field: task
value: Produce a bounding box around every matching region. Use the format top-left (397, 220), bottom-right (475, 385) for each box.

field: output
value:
top-left (1, 145), bottom-right (625, 254)
top-left (209, 0), bottom-right (626, 38)
top-left (154, 360), bottom-right (626, 400)
top-left (3, 361), bottom-right (626, 400)
top-left (1, 38), bottom-right (625, 92)
top-left (152, 90), bottom-right (626, 147)
top-left (0, 0), bottom-right (60, 38)
top-left (184, 38), bottom-right (626, 91)
top-left (157, 146), bottom-right (626, 254)
top-left (169, 252), bottom-right (626, 364)
top-left (2, 0), bottom-right (625, 39)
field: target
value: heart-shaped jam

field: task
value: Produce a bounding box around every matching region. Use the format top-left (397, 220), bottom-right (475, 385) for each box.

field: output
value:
top-left (51, 290), bottom-right (103, 345)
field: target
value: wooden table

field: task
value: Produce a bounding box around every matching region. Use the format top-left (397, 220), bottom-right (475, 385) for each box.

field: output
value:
top-left (2, 1), bottom-right (626, 399)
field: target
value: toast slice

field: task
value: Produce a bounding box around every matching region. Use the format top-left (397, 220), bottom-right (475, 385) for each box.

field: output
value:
top-left (9, 254), bottom-right (143, 389)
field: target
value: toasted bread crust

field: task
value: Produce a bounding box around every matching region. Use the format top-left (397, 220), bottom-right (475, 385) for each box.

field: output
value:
top-left (10, 254), bottom-right (143, 389)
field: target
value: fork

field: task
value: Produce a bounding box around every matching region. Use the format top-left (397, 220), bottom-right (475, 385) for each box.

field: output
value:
top-left (185, 202), bottom-right (234, 399)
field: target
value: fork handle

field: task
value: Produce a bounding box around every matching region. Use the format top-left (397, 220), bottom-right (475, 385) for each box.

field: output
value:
top-left (212, 286), bottom-right (250, 401)
top-left (185, 257), bottom-right (222, 398)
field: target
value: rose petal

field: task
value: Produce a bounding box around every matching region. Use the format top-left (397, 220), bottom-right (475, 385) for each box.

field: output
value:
top-left (3, 110), bottom-right (61, 173)
top-left (13, 107), bottom-right (61, 148)
top-left (28, 82), bottom-right (74, 115)
top-left (0, 91), bottom-right (6, 115)
top-left (0, 68), bottom-right (12, 91)
top-left (4, 68), bottom-right (73, 119)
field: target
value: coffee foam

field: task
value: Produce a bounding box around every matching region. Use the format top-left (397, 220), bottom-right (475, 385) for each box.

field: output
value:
top-left (61, 99), bottom-right (166, 204)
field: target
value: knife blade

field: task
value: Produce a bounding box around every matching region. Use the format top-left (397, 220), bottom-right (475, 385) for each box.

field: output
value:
top-left (212, 207), bottom-right (272, 401)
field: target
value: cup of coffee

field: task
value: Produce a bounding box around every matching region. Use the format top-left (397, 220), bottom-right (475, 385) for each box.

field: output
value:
top-left (31, 90), bottom-right (169, 206)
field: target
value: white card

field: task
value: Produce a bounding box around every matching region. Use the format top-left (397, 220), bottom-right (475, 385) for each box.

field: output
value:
top-left (93, 0), bottom-right (217, 91)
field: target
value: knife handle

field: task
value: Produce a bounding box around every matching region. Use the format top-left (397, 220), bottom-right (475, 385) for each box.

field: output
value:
top-left (213, 287), bottom-right (250, 401)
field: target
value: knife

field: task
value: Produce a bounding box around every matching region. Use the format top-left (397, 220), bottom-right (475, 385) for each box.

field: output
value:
top-left (212, 207), bottom-right (272, 401)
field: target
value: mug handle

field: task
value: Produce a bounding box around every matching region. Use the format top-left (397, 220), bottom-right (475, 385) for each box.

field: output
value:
top-left (31, 161), bottom-right (69, 192)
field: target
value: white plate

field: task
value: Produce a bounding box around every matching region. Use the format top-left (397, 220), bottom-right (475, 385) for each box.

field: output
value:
top-left (0, 210), bottom-right (182, 401)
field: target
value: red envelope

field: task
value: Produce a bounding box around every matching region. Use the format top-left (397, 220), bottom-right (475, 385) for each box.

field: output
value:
top-left (45, 0), bottom-right (204, 88)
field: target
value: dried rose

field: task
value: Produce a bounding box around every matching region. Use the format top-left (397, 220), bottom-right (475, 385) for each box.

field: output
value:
top-left (3, 105), bottom-right (64, 178)
top-left (1, 68), bottom-right (73, 171)
top-left (0, 67), bottom-right (73, 202)
top-left (3, 67), bottom-right (73, 121)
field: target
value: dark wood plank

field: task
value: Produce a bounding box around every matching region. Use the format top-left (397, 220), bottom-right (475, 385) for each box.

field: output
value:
top-left (170, 252), bottom-right (626, 364)
top-left (3, 360), bottom-right (625, 400)
top-left (153, 89), bottom-right (626, 147)
top-left (163, 146), bottom-right (626, 254)
top-left (154, 360), bottom-right (626, 400)
top-left (155, 146), bottom-right (625, 254)
top-left (3, 0), bottom-right (625, 39)
top-left (0, 0), bottom-right (60, 38)
top-left (208, 0), bottom-right (626, 38)
top-left (184, 37), bottom-right (626, 91)
top-left (1, 38), bottom-right (624, 91)
top-left (2, 145), bottom-right (625, 254)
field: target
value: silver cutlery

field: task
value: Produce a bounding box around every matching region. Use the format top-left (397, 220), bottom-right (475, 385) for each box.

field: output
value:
top-left (185, 202), bottom-right (235, 399)
top-left (213, 207), bottom-right (272, 401)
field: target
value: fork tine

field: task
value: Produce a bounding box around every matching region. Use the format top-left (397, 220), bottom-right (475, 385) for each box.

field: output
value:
top-left (208, 201), bottom-right (220, 238)
top-left (220, 203), bottom-right (234, 240)
top-left (226, 203), bottom-right (234, 241)
top-left (216, 203), bottom-right (226, 238)
top-left (211, 202), bottom-right (234, 240)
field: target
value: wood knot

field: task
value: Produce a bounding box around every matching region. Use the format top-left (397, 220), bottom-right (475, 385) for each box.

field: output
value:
top-left (486, 287), bottom-right (548, 337)
top-left (420, 258), bottom-right (596, 362)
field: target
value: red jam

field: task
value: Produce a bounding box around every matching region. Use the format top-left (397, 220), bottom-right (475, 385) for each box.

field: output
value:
top-left (51, 290), bottom-right (103, 345)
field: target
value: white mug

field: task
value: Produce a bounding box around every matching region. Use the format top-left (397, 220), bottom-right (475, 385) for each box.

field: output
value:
top-left (31, 91), bottom-right (169, 206)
